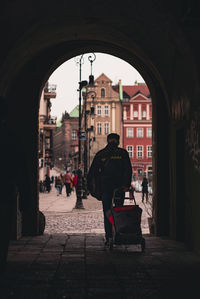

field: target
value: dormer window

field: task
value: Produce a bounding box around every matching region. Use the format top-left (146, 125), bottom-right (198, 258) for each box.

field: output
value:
top-left (101, 88), bottom-right (105, 98)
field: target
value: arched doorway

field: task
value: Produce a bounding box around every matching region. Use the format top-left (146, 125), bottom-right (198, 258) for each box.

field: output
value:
top-left (1, 6), bottom-right (196, 254)
top-left (3, 39), bottom-right (170, 239)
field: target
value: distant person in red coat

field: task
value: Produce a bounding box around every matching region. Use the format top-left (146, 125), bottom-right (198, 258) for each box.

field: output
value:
top-left (63, 171), bottom-right (73, 197)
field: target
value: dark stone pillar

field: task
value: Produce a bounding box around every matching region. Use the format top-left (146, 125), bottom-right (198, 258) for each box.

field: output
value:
top-left (153, 88), bottom-right (170, 236)
top-left (21, 113), bottom-right (39, 236)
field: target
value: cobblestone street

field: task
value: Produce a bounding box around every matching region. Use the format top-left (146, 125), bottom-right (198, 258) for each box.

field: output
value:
top-left (39, 187), bottom-right (149, 235)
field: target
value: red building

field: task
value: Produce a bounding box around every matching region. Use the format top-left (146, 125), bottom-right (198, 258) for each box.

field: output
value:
top-left (121, 82), bottom-right (152, 180)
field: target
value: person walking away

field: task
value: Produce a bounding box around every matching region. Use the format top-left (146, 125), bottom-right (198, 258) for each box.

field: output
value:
top-left (73, 171), bottom-right (78, 195)
top-left (87, 133), bottom-right (132, 246)
top-left (55, 175), bottom-right (63, 196)
top-left (63, 171), bottom-right (72, 196)
top-left (142, 176), bottom-right (148, 203)
top-left (44, 174), bottom-right (51, 193)
top-left (129, 181), bottom-right (136, 203)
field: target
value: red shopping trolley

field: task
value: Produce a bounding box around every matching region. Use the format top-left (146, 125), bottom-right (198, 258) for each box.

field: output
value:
top-left (106, 187), bottom-right (145, 251)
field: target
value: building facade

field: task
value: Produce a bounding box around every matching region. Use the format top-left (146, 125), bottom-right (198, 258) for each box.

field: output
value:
top-left (84, 73), bottom-right (123, 164)
top-left (121, 82), bottom-right (152, 180)
top-left (39, 82), bottom-right (57, 180)
top-left (53, 106), bottom-right (79, 171)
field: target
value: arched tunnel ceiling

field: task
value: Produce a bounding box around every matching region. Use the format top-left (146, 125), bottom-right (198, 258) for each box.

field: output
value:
top-left (0, 0), bottom-right (199, 115)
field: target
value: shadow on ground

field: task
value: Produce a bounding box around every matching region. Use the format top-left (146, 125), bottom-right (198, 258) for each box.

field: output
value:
top-left (1, 233), bottom-right (200, 299)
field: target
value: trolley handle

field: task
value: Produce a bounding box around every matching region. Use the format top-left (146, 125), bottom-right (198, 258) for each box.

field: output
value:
top-left (112, 186), bottom-right (136, 206)
top-left (127, 186), bottom-right (137, 205)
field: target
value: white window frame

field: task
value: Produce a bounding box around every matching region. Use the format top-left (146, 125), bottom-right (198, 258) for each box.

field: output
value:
top-left (72, 130), bottom-right (77, 140)
top-left (147, 145), bottom-right (152, 157)
top-left (127, 145), bottom-right (133, 158)
top-left (97, 105), bottom-right (102, 115)
top-left (104, 123), bottom-right (109, 135)
top-left (127, 128), bottom-right (133, 138)
top-left (137, 128), bottom-right (143, 138)
top-left (133, 111), bottom-right (138, 118)
top-left (97, 123), bottom-right (102, 135)
top-left (147, 128), bottom-right (152, 138)
top-left (104, 105), bottom-right (109, 116)
top-left (137, 145), bottom-right (143, 158)
top-left (142, 110), bottom-right (146, 118)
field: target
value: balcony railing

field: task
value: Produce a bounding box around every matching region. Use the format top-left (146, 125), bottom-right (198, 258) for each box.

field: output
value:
top-left (44, 84), bottom-right (57, 93)
top-left (44, 116), bottom-right (57, 125)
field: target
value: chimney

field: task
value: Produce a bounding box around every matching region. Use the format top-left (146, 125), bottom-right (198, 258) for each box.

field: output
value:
top-left (118, 79), bottom-right (123, 101)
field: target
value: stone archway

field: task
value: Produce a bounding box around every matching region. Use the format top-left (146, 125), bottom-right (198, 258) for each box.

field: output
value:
top-left (2, 39), bottom-right (169, 239)
top-left (1, 1), bottom-right (199, 255)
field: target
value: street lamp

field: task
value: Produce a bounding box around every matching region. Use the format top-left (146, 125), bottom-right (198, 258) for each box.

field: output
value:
top-left (74, 54), bottom-right (87, 209)
top-left (82, 54), bottom-right (96, 199)
top-left (74, 53), bottom-right (96, 208)
top-left (82, 91), bottom-right (96, 199)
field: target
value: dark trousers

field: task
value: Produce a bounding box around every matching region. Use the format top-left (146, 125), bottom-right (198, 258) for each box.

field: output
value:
top-left (102, 189), bottom-right (125, 240)
top-left (102, 191), bottom-right (113, 240)
top-left (65, 183), bottom-right (71, 196)
top-left (142, 191), bottom-right (148, 202)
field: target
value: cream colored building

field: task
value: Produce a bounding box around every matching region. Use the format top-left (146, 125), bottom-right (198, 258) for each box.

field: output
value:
top-left (84, 73), bottom-right (122, 164)
top-left (39, 82), bottom-right (57, 181)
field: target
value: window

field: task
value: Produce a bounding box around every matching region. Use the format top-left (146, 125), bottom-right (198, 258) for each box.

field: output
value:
top-left (72, 130), bottom-right (77, 140)
top-left (137, 128), bottom-right (143, 138)
top-left (101, 88), bottom-right (105, 98)
top-left (104, 105), bottom-right (109, 115)
top-left (97, 105), bottom-right (101, 115)
top-left (133, 111), bottom-right (138, 118)
top-left (147, 128), bottom-right (152, 138)
top-left (127, 146), bottom-right (133, 158)
top-left (97, 123), bottom-right (102, 135)
top-left (142, 111), bottom-right (146, 118)
top-left (138, 169), bottom-right (143, 177)
top-left (127, 128), bottom-right (133, 138)
top-left (147, 146), bottom-right (152, 157)
top-left (45, 137), bottom-right (50, 149)
top-left (104, 123), bottom-right (109, 135)
top-left (137, 146), bottom-right (143, 158)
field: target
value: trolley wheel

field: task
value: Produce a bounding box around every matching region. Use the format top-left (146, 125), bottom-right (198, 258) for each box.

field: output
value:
top-left (141, 238), bottom-right (145, 252)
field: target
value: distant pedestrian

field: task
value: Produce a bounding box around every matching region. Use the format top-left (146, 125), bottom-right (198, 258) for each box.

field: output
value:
top-left (129, 182), bottom-right (136, 203)
top-left (44, 174), bottom-right (51, 193)
top-left (63, 171), bottom-right (73, 197)
top-left (51, 175), bottom-right (54, 184)
top-left (55, 175), bottom-right (63, 196)
top-left (73, 171), bottom-right (78, 194)
top-left (54, 176), bottom-right (57, 188)
top-left (142, 176), bottom-right (148, 203)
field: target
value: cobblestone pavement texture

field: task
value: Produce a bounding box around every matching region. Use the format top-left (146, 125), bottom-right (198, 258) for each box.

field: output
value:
top-left (1, 233), bottom-right (200, 299)
top-left (39, 187), bottom-right (150, 235)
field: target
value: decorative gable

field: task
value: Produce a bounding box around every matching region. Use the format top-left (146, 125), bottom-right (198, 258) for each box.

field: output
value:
top-left (130, 92), bottom-right (150, 102)
top-left (95, 73), bottom-right (112, 85)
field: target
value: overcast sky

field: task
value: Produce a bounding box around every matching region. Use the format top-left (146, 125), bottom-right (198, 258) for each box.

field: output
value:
top-left (48, 52), bottom-right (145, 120)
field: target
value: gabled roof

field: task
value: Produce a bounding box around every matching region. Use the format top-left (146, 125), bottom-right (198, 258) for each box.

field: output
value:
top-left (69, 105), bottom-right (80, 118)
top-left (56, 118), bottom-right (62, 128)
top-left (122, 85), bottom-right (150, 98)
top-left (130, 93), bottom-right (150, 102)
top-left (95, 73), bottom-right (112, 83)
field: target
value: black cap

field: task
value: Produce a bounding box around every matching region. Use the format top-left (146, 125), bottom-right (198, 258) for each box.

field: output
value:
top-left (107, 133), bottom-right (120, 142)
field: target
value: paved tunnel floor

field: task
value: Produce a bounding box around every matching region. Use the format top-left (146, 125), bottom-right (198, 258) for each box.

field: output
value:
top-left (1, 233), bottom-right (200, 299)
